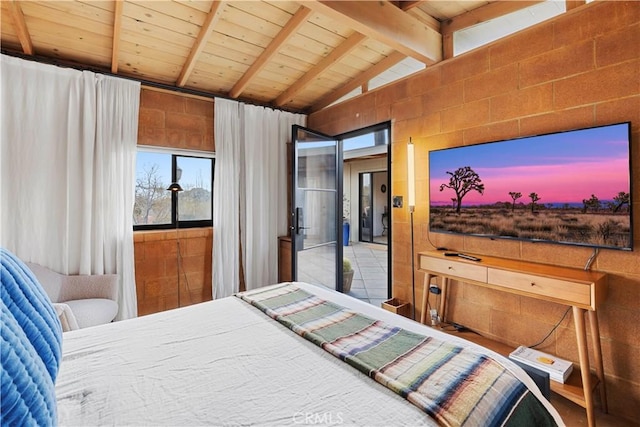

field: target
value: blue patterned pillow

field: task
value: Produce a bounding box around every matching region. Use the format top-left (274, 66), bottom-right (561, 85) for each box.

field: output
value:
top-left (1, 248), bottom-right (62, 426)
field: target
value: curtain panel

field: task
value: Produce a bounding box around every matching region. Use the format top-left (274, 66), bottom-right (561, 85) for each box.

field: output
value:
top-left (243, 105), bottom-right (306, 291)
top-left (212, 98), bottom-right (242, 299)
top-left (213, 98), bottom-right (305, 298)
top-left (0, 54), bottom-right (140, 320)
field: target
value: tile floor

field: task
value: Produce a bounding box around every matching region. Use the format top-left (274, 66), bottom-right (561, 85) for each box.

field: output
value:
top-left (296, 241), bottom-right (390, 307)
top-left (342, 241), bottom-right (389, 307)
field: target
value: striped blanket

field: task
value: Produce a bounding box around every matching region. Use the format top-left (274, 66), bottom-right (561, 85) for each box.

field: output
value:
top-left (238, 284), bottom-right (557, 427)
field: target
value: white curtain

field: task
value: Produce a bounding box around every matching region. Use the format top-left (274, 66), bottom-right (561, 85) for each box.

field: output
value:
top-left (213, 98), bottom-right (305, 298)
top-left (212, 98), bottom-right (242, 299)
top-left (243, 105), bottom-right (305, 291)
top-left (0, 54), bottom-right (140, 320)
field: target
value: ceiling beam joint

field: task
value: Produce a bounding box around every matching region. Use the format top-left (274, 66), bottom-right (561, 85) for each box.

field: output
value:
top-left (303, 0), bottom-right (441, 65)
top-left (399, 1), bottom-right (423, 11)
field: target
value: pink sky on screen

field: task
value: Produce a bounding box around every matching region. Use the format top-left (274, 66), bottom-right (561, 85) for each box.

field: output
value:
top-left (431, 157), bottom-right (629, 205)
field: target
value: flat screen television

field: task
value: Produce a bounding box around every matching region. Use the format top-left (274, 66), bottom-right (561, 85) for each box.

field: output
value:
top-left (428, 122), bottom-right (633, 251)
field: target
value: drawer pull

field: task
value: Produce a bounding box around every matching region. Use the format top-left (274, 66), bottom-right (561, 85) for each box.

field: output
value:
top-left (448, 266), bottom-right (453, 270)
top-left (531, 282), bottom-right (535, 286)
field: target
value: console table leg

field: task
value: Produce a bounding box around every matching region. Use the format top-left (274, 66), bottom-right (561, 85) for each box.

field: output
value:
top-left (439, 278), bottom-right (448, 323)
top-left (574, 306), bottom-right (595, 427)
top-left (588, 310), bottom-right (608, 413)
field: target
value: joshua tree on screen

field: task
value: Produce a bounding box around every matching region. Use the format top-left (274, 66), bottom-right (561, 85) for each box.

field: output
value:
top-left (582, 194), bottom-right (601, 213)
top-left (529, 192), bottom-right (540, 213)
top-left (612, 191), bottom-right (630, 212)
top-left (439, 166), bottom-right (485, 214)
top-left (508, 191), bottom-right (522, 212)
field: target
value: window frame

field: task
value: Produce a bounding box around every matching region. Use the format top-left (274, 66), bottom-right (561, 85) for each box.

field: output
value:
top-left (134, 147), bottom-right (215, 231)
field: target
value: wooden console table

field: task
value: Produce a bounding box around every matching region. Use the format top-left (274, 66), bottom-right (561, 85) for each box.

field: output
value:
top-left (418, 250), bottom-right (608, 427)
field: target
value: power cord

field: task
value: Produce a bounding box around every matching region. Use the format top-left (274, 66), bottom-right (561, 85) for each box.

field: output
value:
top-left (584, 247), bottom-right (598, 271)
top-left (426, 230), bottom-right (444, 251)
top-left (426, 280), bottom-right (442, 326)
top-left (528, 248), bottom-right (597, 348)
top-left (529, 306), bottom-right (571, 349)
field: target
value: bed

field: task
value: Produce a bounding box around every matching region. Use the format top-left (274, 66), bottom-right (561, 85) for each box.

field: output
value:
top-left (2, 249), bottom-right (562, 426)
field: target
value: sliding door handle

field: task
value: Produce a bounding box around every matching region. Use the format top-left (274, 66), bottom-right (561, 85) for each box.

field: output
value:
top-left (295, 207), bottom-right (309, 234)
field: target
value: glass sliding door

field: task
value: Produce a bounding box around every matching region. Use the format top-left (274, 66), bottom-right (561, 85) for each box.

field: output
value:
top-left (291, 126), bottom-right (343, 291)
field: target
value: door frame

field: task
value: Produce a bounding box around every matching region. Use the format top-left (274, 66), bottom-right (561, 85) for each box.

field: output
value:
top-left (290, 125), bottom-right (344, 291)
top-left (335, 122), bottom-right (392, 300)
top-left (290, 122), bottom-right (392, 299)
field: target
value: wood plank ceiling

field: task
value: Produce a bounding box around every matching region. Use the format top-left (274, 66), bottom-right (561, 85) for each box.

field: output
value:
top-left (0, 1), bottom-right (580, 113)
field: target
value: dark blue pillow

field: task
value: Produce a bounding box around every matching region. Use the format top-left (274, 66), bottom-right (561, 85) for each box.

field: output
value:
top-left (1, 248), bottom-right (62, 426)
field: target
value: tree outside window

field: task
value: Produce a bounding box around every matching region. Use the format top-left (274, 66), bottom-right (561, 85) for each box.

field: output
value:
top-left (134, 151), bottom-right (214, 230)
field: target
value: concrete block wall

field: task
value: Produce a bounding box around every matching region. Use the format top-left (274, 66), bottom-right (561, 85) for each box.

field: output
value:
top-left (135, 88), bottom-right (215, 315)
top-left (309, 2), bottom-right (640, 421)
top-left (134, 228), bottom-right (213, 316)
top-left (137, 88), bottom-right (214, 151)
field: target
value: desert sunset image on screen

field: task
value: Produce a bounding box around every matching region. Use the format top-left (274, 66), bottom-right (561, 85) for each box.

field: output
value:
top-left (428, 122), bottom-right (632, 250)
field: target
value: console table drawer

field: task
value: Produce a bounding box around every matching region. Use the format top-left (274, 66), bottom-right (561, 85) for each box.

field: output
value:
top-left (420, 257), bottom-right (487, 283)
top-left (488, 269), bottom-right (591, 306)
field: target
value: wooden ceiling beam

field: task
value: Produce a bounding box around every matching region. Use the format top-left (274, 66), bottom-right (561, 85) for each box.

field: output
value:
top-left (230, 6), bottom-right (311, 99)
top-left (440, 0), bottom-right (544, 59)
top-left (399, 1), bottom-right (424, 11)
top-left (388, 1), bottom-right (422, 10)
top-left (442, 1), bottom-right (544, 35)
top-left (111, 0), bottom-right (124, 74)
top-left (177, 1), bottom-right (225, 88)
top-left (303, 0), bottom-right (441, 65)
top-left (274, 32), bottom-right (366, 107)
top-left (8, 0), bottom-right (33, 55)
top-left (309, 51), bottom-right (406, 113)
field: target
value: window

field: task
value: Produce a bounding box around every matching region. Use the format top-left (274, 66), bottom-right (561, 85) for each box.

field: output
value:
top-left (134, 148), bottom-right (214, 230)
top-left (453, 1), bottom-right (565, 56)
top-left (342, 125), bottom-right (389, 160)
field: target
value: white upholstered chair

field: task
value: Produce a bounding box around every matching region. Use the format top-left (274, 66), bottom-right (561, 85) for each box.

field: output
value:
top-left (26, 262), bottom-right (119, 331)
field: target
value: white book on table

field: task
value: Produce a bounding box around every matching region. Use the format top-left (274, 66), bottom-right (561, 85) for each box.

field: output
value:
top-left (509, 345), bottom-right (573, 383)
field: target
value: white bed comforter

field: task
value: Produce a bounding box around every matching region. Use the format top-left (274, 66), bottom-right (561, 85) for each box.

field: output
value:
top-left (55, 282), bottom-right (561, 426)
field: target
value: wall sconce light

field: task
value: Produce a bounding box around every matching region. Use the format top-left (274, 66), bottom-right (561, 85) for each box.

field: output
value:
top-left (407, 138), bottom-right (416, 320)
top-left (407, 138), bottom-right (416, 212)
